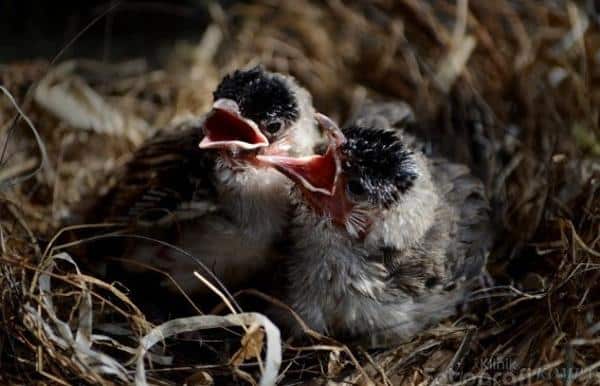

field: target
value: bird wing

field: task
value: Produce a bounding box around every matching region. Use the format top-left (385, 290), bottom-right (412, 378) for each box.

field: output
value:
top-left (372, 162), bottom-right (491, 305)
top-left (381, 160), bottom-right (492, 293)
top-left (90, 119), bottom-right (219, 227)
top-left (429, 158), bottom-right (493, 282)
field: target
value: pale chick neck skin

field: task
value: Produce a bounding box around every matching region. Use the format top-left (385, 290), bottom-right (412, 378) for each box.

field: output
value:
top-left (285, 152), bottom-right (446, 346)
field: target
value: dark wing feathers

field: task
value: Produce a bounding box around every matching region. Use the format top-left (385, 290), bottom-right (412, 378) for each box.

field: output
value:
top-left (377, 159), bottom-right (491, 297)
top-left (430, 158), bottom-right (493, 282)
top-left (89, 121), bottom-right (218, 226)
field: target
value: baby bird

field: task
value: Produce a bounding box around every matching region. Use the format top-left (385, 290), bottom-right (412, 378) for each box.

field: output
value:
top-left (89, 66), bottom-right (321, 298)
top-left (258, 107), bottom-right (492, 347)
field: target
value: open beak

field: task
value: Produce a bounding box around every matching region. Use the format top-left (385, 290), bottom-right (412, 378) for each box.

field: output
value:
top-left (257, 151), bottom-right (338, 195)
top-left (199, 99), bottom-right (269, 151)
top-left (257, 113), bottom-right (345, 195)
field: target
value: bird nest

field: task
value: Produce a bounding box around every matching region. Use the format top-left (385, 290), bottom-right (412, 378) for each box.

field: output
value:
top-left (1, 1), bottom-right (599, 385)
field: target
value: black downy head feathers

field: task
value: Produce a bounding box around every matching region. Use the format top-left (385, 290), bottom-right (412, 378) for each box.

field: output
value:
top-left (340, 125), bottom-right (418, 208)
top-left (213, 66), bottom-right (300, 128)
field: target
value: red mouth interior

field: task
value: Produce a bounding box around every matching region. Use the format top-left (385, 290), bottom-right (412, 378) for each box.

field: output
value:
top-left (203, 109), bottom-right (265, 145)
top-left (260, 148), bottom-right (338, 194)
top-left (298, 151), bottom-right (338, 193)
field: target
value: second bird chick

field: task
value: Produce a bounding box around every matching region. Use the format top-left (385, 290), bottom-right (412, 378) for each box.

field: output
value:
top-left (259, 106), bottom-right (492, 347)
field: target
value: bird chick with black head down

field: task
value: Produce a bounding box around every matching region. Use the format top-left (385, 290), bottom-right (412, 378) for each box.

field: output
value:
top-left (258, 105), bottom-right (492, 347)
top-left (90, 66), bottom-right (322, 298)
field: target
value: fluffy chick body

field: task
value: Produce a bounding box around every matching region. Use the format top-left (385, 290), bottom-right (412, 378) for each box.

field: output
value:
top-left (88, 67), bottom-right (321, 297)
top-left (282, 103), bottom-right (491, 347)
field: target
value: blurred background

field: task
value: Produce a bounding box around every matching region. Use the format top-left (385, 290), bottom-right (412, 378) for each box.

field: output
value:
top-left (0, 0), bottom-right (227, 62)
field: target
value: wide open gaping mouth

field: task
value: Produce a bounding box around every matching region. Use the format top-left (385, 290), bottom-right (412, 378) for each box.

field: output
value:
top-left (256, 113), bottom-right (345, 195)
top-left (257, 114), bottom-right (370, 236)
top-left (199, 98), bottom-right (269, 151)
top-left (257, 152), bottom-right (338, 195)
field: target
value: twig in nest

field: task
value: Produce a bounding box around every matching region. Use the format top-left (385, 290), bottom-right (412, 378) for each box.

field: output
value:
top-left (0, 86), bottom-right (51, 189)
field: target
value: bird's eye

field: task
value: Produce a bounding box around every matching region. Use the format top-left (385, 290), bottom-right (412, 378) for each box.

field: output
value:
top-left (346, 178), bottom-right (368, 201)
top-left (264, 119), bottom-right (284, 135)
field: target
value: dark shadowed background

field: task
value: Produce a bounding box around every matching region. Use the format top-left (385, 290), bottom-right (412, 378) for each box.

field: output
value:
top-left (0, 0), bottom-right (236, 62)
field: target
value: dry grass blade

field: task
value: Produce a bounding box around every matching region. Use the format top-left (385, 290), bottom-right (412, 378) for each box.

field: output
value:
top-left (134, 313), bottom-right (281, 386)
top-left (434, 0), bottom-right (476, 92)
top-left (26, 252), bottom-right (132, 383)
top-left (0, 86), bottom-right (50, 189)
top-left (33, 61), bottom-right (149, 144)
